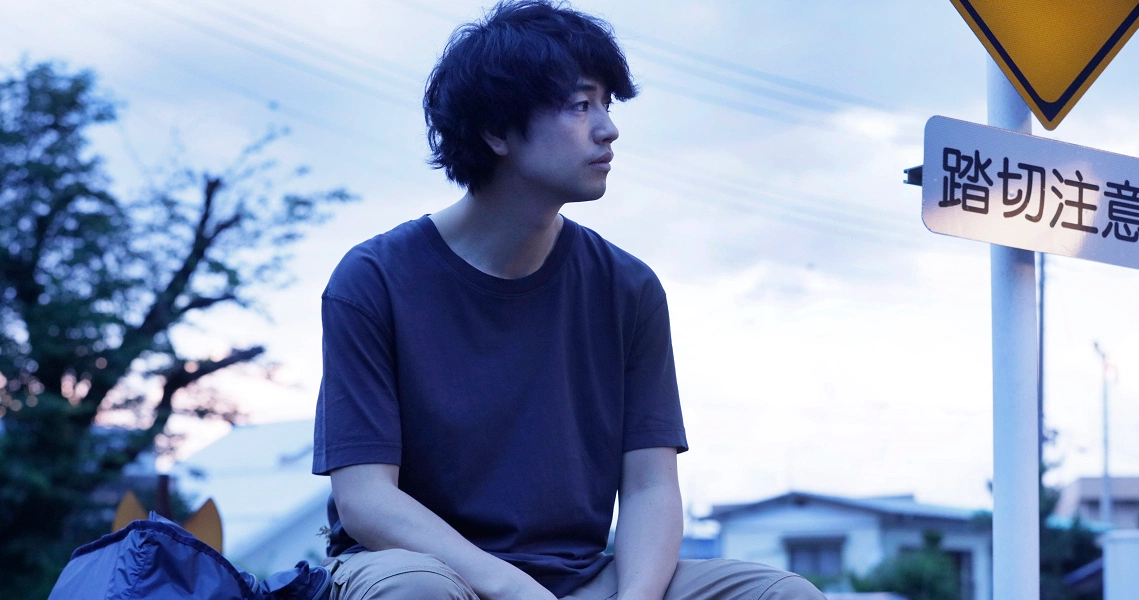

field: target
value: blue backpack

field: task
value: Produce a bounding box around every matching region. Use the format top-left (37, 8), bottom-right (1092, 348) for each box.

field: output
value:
top-left (49, 513), bottom-right (331, 600)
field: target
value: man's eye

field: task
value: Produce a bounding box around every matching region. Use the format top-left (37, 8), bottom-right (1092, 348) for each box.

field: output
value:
top-left (575, 101), bottom-right (590, 111)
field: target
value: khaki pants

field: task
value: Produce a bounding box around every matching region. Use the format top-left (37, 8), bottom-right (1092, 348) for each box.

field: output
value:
top-left (323, 550), bottom-right (826, 600)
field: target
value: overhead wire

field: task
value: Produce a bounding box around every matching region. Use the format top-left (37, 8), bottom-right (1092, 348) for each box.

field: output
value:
top-left (616, 151), bottom-right (923, 248)
top-left (385, 0), bottom-right (879, 125)
top-left (143, 0), bottom-right (867, 130)
top-left (135, 0), bottom-right (880, 234)
top-left (172, 0), bottom-right (423, 86)
top-left (624, 143), bottom-right (915, 229)
top-left (639, 79), bottom-right (808, 126)
top-left (628, 43), bottom-right (842, 114)
top-left (183, 0), bottom-right (827, 128)
top-left (70, 12), bottom-right (402, 160)
top-left (57, 0), bottom-right (920, 244)
top-left (616, 166), bottom-right (917, 249)
top-left (121, 0), bottom-right (417, 109)
top-left (626, 34), bottom-right (889, 111)
top-left (149, 0), bottom-right (910, 244)
top-left (162, 0), bottom-right (811, 130)
top-left (184, 0), bottom-right (809, 128)
top-left (157, 0), bottom-right (814, 128)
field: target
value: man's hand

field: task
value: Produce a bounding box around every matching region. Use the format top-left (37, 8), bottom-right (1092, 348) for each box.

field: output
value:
top-left (613, 447), bottom-right (683, 600)
top-left (331, 464), bottom-right (555, 600)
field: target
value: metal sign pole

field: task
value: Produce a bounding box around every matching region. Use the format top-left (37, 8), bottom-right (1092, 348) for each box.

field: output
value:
top-left (987, 57), bottom-right (1040, 600)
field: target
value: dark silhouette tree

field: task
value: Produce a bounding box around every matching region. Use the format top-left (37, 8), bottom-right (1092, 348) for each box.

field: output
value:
top-left (0, 61), bottom-right (353, 598)
top-left (851, 529), bottom-right (960, 600)
top-left (1039, 474), bottom-right (1102, 600)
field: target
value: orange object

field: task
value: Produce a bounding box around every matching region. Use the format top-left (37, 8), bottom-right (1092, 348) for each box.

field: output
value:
top-left (111, 491), bottom-right (224, 554)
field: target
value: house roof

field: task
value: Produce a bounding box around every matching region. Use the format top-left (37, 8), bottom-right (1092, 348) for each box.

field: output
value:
top-left (709, 491), bottom-right (980, 523)
top-left (171, 419), bottom-right (330, 561)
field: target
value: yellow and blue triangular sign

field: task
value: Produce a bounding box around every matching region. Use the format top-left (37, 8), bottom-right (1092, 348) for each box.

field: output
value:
top-left (950, 0), bottom-right (1139, 130)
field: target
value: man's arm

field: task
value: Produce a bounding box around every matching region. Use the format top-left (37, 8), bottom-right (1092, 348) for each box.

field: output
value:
top-left (613, 447), bottom-right (683, 600)
top-left (331, 464), bottom-right (556, 600)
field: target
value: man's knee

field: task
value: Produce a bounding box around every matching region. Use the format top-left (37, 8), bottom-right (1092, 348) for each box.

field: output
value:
top-left (760, 574), bottom-right (826, 600)
top-left (354, 568), bottom-right (472, 600)
top-left (328, 549), bottom-right (477, 600)
top-left (668, 559), bottom-right (825, 599)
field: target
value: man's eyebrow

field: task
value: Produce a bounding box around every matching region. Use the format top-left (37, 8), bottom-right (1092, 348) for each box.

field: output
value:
top-left (574, 81), bottom-right (601, 92)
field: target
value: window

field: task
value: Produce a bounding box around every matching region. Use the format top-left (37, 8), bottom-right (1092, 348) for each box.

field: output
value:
top-left (784, 536), bottom-right (845, 578)
top-left (949, 550), bottom-right (974, 600)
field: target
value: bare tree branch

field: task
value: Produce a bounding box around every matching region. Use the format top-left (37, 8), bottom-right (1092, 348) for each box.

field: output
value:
top-left (209, 212), bottom-right (242, 241)
top-left (177, 293), bottom-right (237, 316)
top-left (162, 345), bottom-right (265, 401)
top-left (127, 345), bottom-right (265, 453)
top-left (132, 176), bottom-right (224, 339)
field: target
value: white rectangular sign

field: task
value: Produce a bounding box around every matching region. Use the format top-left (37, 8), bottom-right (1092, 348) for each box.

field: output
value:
top-left (923, 115), bottom-right (1139, 270)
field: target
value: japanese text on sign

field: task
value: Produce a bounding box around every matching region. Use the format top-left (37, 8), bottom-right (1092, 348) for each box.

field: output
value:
top-left (938, 146), bottom-right (1139, 243)
top-left (921, 116), bottom-right (1139, 270)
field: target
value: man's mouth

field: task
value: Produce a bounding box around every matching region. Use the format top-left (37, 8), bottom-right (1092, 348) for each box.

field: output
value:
top-left (589, 152), bottom-right (614, 168)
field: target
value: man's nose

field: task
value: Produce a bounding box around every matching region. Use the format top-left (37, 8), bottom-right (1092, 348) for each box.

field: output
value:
top-left (594, 111), bottom-right (619, 144)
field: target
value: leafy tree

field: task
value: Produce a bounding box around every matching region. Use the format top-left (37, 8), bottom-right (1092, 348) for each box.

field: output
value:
top-left (1039, 478), bottom-right (1101, 600)
top-left (851, 529), bottom-right (959, 600)
top-left (0, 61), bottom-right (354, 599)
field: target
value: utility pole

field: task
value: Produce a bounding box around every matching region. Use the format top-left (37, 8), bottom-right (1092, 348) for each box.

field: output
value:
top-left (1038, 253), bottom-right (1045, 472)
top-left (1094, 341), bottom-right (1113, 526)
top-left (987, 58), bottom-right (1040, 600)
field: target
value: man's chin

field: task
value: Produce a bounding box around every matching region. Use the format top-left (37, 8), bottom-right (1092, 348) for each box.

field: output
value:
top-left (565, 183), bottom-right (607, 203)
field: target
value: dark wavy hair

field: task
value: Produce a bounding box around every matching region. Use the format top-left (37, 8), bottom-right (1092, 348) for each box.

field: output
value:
top-left (424, 0), bottom-right (637, 191)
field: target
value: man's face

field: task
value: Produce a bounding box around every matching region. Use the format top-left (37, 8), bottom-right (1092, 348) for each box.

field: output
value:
top-left (500, 78), bottom-right (619, 203)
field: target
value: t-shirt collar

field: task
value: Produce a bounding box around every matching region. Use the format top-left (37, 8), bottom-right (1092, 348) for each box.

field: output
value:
top-left (416, 214), bottom-right (578, 295)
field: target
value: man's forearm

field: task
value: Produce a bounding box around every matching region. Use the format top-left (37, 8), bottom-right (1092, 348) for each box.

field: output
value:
top-left (613, 482), bottom-right (683, 600)
top-left (331, 464), bottom-right (555, 600)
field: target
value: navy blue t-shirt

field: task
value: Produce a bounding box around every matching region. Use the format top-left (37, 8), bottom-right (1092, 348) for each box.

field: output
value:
top-left (312, 215), bottom-right (687, 597)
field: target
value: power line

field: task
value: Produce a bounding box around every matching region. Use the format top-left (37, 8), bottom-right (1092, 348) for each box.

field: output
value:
top-left (170, 0), bottom-right (833, 129)
top-left (121, 0), bottom-right (417, 109)
top-left (630, 44), bottom-right (842, 114)
top-left (58, 0), bottom-right (913, 237)
top-left (642, 79), bottom-right (807, 126)
top-left (385, 0), bottom-right (880, 125)
top-left (177, 0), bottom-right (423, 86)
top-left (621, 141), bottom-right (914, 230)
top-left (618, 164), bottom-right (918, 249)
top-left (75, 14), bottom-right (393, 151)
top-left (617, 150), bottom-right (922, 247)
top-left (627, 34), bottom-right (888, 111)
top-left (153, 0), bottom-right (904, 241)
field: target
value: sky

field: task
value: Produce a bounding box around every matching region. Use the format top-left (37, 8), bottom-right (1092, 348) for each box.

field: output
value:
top-left (5, 0), bottom-right (1139, 513)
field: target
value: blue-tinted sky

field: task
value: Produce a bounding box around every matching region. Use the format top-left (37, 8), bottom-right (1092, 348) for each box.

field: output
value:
top-left (5, 0), bottom-right (1139, 511)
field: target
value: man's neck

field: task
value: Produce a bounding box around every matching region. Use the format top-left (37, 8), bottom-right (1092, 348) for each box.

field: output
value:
top-left (429, 184), bottom-right (565, 280)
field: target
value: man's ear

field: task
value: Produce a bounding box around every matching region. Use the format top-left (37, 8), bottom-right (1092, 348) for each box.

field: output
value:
top-left (481, 129), bottom-right (510, 157)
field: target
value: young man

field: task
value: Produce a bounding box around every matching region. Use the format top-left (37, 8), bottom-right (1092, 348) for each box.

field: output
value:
top-left (312, 2), bottom-right (825, 599)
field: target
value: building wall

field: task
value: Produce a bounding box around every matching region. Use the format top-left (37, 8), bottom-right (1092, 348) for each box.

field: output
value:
top-left (718, 501), bottom-right (883, 576)
top-left (1079, 500), bottom-right (1139, 528)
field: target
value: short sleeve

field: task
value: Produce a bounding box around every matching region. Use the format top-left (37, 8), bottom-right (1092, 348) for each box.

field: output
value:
top-left (312, 250), bottom-right (402, 475)
top-left (622, 291), bottom-right (687, 454)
